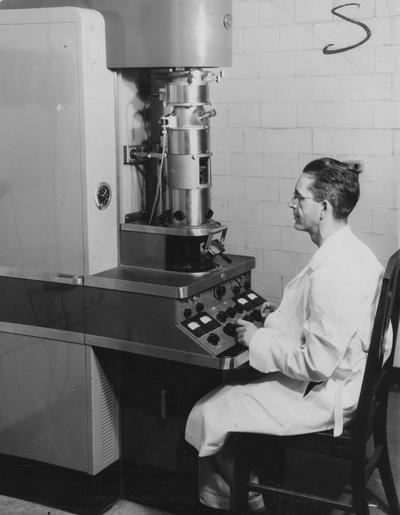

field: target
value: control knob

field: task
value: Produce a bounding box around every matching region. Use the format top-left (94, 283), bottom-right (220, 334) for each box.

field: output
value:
top-left (217, 311), bottom-right (228, 322)
top-left (243, 313), bottom-right (254, 322)
top-left (236, 304), bottom-right (244, 314)
top-left (205, 208), bottom-right (214, 220)
top-left (207, 333), bottom-right (220, 346)
top-left (163, 210), bottom-right (173, 224)
top-left (183, 308), bottom-right (192, 319)
top-left (252, 309), bottom-right (263, 322)
top-left (223, 323), bottom-right (237, 337)
top-left (173, 210), bottom-right (186, 221)
top-left (226, 306), bottom-right (236, 318)
top-left (215, 284), bottom-right (226, 299)
top-left (196, 302), bottom-right (205, 313)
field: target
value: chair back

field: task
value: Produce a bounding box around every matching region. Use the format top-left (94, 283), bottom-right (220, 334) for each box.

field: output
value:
top-left (353, 249), bottom-right (400, 440)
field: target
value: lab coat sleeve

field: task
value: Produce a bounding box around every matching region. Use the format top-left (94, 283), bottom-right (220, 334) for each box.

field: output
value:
top-left (249, 266), bottom-right (376, 381)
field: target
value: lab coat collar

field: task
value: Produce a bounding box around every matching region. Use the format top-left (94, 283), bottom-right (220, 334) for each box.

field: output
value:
top-left (308, 225), bottom-right (352, 271)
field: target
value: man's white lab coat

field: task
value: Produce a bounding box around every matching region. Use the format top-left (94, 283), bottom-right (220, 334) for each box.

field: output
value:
top-left (185, 226), bottom-right (385, 459)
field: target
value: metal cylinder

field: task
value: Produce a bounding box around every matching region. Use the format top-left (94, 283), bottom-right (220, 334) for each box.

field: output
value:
top-left (168, 154), bottom-right (211, 189)
top-left (169, 188), bottom-right (211, 226)
top-left (166, 83), bottom-right (210, 106)
top-left (162, 69), bottom-right (219, 228)
top-left (168, 128), bottom-right (210, 155)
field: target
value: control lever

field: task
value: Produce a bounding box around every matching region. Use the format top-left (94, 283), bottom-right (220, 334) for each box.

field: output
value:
top-left (203, 226), bottom-right (232, 263)
top-left (208, 238), bottom-right (225, 256)
top-left (198, 109), bottom-right (217, 122)
top-left (221, 254), bottom-right (232, 264)
top-left (204, 226), bottom-right (228, 258)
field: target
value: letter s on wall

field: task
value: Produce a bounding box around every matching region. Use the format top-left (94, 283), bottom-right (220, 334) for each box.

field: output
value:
top-left (323, 3), bottom-right (372, 55)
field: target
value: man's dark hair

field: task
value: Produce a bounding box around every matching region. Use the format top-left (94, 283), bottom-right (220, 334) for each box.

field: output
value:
top-left (302, 157), bottom-right (360, 220)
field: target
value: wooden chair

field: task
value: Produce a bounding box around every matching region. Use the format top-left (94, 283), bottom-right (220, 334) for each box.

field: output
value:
top-left (230, 249), bottom-right (400, 514)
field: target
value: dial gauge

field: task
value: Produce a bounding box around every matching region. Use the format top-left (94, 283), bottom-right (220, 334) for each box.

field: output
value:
top-left (95, 182), bottom-right (112, 210)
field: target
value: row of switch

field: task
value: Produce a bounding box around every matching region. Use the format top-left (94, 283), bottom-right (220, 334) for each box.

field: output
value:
top-left (206, 323), bottom-right (238, 346)
top-left (214, 281), bottom-right (251, 300)
top-left (183, 279), bottom-right (252, 320)
top-left (206, 326), bottom-right (239, 346)
top-left (243, 309), bottom-right (263, 322)
top-left (217, 307), bottom-right (262, 323)
top-left (183, 303), bottom-right (204, 319)
top-left (205, 309), bottom-right (263, 347)
top-left (183, 299), bottom-right (248, 321)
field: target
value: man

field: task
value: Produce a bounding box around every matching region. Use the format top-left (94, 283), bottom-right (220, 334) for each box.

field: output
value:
top-left (185, 158), bottom-right (386, 513)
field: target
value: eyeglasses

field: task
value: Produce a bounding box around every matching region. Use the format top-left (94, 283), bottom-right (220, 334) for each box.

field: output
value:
top-left (290, 192), bottom-right (315, 203)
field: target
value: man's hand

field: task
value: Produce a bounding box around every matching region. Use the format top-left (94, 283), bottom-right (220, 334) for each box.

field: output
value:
top-left (260, 301), bottom-right (276, 319)
top-left (236, 318), bottom-right (258, 347)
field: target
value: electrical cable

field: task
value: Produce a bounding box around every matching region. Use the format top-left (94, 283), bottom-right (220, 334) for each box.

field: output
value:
top-left (149, 129), bottom-right (167, 225)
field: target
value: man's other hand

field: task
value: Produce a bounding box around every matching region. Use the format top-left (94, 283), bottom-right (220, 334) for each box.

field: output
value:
top-left (236, 319), bottom-right (258, 347)
top-left (260, 301), bottom-right (276, 319)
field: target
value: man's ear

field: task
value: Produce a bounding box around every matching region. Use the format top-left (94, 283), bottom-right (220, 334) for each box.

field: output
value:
top-left (320, 199), bottom-right (330, 219)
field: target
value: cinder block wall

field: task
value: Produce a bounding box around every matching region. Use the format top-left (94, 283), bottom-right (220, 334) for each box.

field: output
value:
top-left (211, 0), bottom-right (400, 313)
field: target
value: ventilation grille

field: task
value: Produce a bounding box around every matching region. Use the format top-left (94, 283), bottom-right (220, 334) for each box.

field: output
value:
top-left (99, 367), bottom-right (118, 464)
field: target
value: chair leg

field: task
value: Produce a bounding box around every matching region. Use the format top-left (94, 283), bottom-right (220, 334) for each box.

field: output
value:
top-left (230, 436), bottom-right (252, 515)
top-left (268, 442), bottom-right (286, 515)
top-left (351, 449), bottom-right (370, 515)
top-left (373, 408), bottom-right (400, 515)
top-left (377, 444), bottom-right (400, 514)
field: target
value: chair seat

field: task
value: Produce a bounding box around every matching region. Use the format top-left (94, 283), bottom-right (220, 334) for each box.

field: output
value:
top-left (283, 424), bottom-right (355, 458)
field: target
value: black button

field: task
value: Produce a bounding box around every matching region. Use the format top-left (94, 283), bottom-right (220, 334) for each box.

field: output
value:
top-left (217, 311), bottom-right (228, 322)
top-left (215, 285), bottom-right (226, 299)
top-left (163, 210), bottom-right (173, 224)
top-left (173, 210), bottom-right (186, 221)
top-left (244, 281), bottom-right (251, 290)
top-left (226, 306), bottom-right (236, 317)
top-left (243, 313), bottom-right (254, 322)
top-left (196, 302), bottom-right (204, 313)
top-left (183, 308), bottom-right (192, 319)
top-left (207, 333), bottom-right (220, 346)
top-left (232, 285), bottom-right (241, 295)
top-left (252, 309), bottom-right (262, 322)
top-left (223, 323), bottom-right (237, 337)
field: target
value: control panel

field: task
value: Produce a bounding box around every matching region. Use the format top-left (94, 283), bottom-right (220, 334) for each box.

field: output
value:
top-left (177, 274), bottom-right (266, 358)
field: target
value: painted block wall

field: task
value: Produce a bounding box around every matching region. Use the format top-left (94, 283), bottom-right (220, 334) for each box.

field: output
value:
top-left (209, 0), bottom-right (400, 364)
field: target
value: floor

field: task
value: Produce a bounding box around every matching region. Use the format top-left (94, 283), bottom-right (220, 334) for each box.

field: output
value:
top-left (0, 498), bottom-right (171, 515)
top-left (0, 387), bottom-right (399, 515)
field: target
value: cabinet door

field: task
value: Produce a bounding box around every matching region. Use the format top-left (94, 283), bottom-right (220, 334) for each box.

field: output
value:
top-left (0, 333), bottom-right (89, 472)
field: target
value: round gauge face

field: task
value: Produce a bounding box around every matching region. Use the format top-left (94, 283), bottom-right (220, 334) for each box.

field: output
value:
top-left (95, 182), bottom-right (112, 210)
top-left (223, 13), bottom-right (232, 30)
